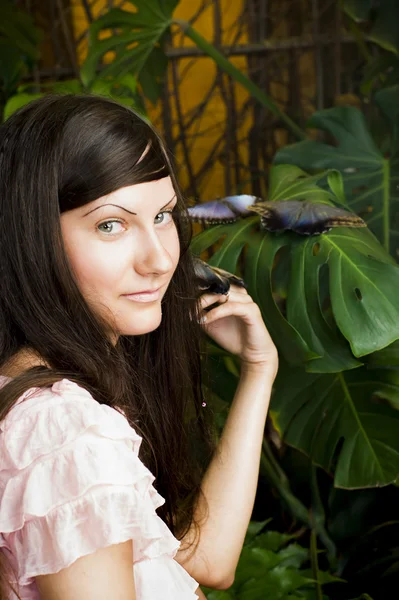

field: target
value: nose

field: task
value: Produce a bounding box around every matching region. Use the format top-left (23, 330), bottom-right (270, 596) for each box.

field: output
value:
top-left (134, 229), bottom-right (175, 277)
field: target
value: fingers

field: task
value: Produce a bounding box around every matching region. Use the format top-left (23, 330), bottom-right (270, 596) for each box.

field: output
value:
top-left (198, 286), bottom-right (260, 325)
top-left (200, 298), bottom-right (261, 326)
top-left (199, 285), bottom-right (250, 311)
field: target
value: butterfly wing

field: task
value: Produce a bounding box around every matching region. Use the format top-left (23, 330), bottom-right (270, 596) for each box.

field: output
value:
top-left (210, 265), bottom-right (247, 289)
top-left (251, 201), bottom-right (304, 232)
top-left (187, 201), bottom-right (237, 224)
top-left (187, 195), bottom-right (262, 224)
top-left (223, 194), bottom-right (261, 217)
top-left (252, 200), bottom-right (367, 235)
top-left (293, 202), bottom-right (367, 235)
top-left (193, 258), bottom-right (246, 295)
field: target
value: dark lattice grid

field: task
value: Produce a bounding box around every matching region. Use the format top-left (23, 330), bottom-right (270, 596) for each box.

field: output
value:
top-left (16, 0), bottom-right (367, 200)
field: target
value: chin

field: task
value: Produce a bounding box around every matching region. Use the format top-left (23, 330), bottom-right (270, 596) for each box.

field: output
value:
top-left (118, 310), bottom-right (163, 336)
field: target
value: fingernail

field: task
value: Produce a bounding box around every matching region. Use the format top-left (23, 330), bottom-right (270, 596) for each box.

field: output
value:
top-left (198, 315), bottom-right (207, 324)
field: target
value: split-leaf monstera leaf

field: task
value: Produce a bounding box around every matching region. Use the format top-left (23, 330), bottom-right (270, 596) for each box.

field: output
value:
top-left (191, 164), bottom-right (399, 374)
top-left (80, 0), bottom-right (178, 103)
top-left (191, 164), bottom-right (399, 488)
top-left (274, 87), bottom-right (399, 258)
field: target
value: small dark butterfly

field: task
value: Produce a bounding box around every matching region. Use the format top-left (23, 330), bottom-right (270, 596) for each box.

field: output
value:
top-left (187, 195), bottom-right (260, 225)
top-left (193, 258), bottom-right (246, 296)
top-left (250, 200), bottom-right (367, 236)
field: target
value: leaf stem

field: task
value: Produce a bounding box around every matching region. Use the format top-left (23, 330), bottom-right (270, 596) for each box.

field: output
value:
top-left (382, 158), bottom-right (390, 252)
top-left (310, 465), bottom-right (337, 565)
top-left (310, 528), bottom-right (323, 600)
top-left (260, 438), bottom-right (311, 526)
top-left (173, 19), bottom-right (307, 141)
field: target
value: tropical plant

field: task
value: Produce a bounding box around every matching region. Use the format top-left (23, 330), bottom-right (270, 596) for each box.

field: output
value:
top-left (192, 157), bottom-right (399, 490)
top-left (79, 0), bottom-right (304, 139)
top-left (3, 73), bottom-right (145, 122)
top-left (200, 519), bottom-right (344, 600)
top-left (0, 0), bottom-right (41, 119)
top-left (343, 0), bottom-right (399, 94)
top-left (3, 0), bottom-right (399, 597)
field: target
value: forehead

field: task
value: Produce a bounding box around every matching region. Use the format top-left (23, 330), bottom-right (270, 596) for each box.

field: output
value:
top-left (94, 176), bottom-right (175, 207)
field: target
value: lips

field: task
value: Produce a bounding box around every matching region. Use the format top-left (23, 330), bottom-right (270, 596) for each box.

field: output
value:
top-left (122, 288), bottom-right (161, 303)
top-left (123, 288), bottom-right (160, 295)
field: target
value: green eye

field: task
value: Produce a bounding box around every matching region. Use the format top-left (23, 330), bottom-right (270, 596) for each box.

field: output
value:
top-left (155, 210), bottom-right (173, 225)
top-left (97, 220), bottom-right (124, 234)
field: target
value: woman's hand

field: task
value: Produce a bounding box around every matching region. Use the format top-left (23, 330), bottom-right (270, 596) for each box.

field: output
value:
top-left (199, 285), bottom-right (278, 377)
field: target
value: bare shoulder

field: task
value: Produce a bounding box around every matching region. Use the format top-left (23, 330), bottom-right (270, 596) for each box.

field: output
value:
top-left (35, 540), bottom-right (136, 600)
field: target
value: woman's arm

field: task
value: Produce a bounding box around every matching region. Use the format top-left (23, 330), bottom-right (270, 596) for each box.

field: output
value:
top-left (35, 540), bottom-right (136, 600)
top-left (195, 586), bottom-right (208, 600)
top-left (174, 367), bottom-right (274, 589)
top-left (174, 285), bottom-right (278, 590)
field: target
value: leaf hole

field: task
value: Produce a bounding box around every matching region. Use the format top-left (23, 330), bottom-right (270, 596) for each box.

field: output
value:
top-left (355, 287), bottom-right (362, 301)
top-left (271, 245), bottom-right (291, 319)
top-left (323, 131), bottom-right (339, 148)
top-left (312, 242), bottom-right (321, 256)
top-left (318, 263), bottom-right (334, 328)
top-left (351, 185), bottom-right (369, 195)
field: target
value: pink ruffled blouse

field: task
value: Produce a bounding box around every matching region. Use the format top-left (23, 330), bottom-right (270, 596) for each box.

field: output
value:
top-left (0, 376), bottom-right (200, 599)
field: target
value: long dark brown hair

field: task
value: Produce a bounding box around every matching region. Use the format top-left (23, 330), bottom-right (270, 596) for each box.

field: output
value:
top-left (0, 94), bottom-right (217, 598)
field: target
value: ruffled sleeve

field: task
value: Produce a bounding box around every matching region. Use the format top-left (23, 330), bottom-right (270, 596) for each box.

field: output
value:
top-left (0, 379), bottom-right (183, 592)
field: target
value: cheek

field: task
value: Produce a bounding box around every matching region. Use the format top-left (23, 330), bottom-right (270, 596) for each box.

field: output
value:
top-left (63, 234), bottom-right (124, 299)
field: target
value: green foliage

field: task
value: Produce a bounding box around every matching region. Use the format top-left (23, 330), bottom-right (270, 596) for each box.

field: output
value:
top-left (274, 88), bottom-right (399, 256)
top-left (3, 73), bottom-right (145, 122)
top-left (192, 164), bottom-right (399, 372)
top-left (343, 0), bottom-right (399, 55)
top-left (271, 360), bottom-right (399, 488)
top-left (201, 525), bottom-right (342, 600)
top-left (0, 0), bottom-right (40, 61)
top-left (0, 0), bottom-right (41, 108)
top-left (193, 164), bottom-right (399, 489)
top-left (2, 0), bottom-right (398, 595)
top-left (360, 54), bottom-right (399, 94)
top-left (80, 0), bottom-right (178, 102)
top-left (79, 0), bottom-right (305, 137)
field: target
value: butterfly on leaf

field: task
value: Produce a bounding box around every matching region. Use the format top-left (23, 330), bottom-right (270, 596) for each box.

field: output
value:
top-left (187, 195), bottom-right (366, 236)
top-left (187, 195), bottom-right (260, 224)
top-left (193, 257), bottom-right (246, 296)
top-left (250, 200), bottom-right (367, 235)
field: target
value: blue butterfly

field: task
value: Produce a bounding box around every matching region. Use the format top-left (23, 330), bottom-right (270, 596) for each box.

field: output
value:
top-left (251, 200), bottom-right (367, 235)
top-left (187, 195), bottom-right (366, 236)
top-left (187, 195), bottom-right (260, 224)
top-left (193, 258), bottom-right (246, 296)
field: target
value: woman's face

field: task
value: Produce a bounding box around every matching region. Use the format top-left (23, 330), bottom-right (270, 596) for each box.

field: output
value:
top-left (60, 176), bottom-right (180, 339)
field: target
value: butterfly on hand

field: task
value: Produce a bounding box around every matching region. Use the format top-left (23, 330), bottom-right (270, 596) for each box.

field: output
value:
top-left (193, 257), bottom-right (246, 297)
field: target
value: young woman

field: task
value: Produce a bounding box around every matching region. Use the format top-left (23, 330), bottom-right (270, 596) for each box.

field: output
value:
top-left (0, 95), bottom-right (278, 599)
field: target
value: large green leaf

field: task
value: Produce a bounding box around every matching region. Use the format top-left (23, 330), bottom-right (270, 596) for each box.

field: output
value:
top-left (191, 218), bottom-right (317, 367)
top-left (274, 92), bottom-right (399, 257)
top-left (270, 360), bottom-right (399, 488)
top-left (80, 1), bottom-right (177, 98)
top-left (191, 165), bottom-right (399, 371)
top-left (343, 0), bottom-right (399, 55)
top-left (343, 0), bottom-right (372, 22)
top-left (3, 92), bottom-right (43, 121)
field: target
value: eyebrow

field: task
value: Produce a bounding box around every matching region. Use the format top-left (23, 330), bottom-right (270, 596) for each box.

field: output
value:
top-left (83, 195), bottom-right (177, 217)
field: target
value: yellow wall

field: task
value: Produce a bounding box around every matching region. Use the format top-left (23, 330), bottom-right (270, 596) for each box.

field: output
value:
top-left (70, 0), bottom-right (250, 201)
